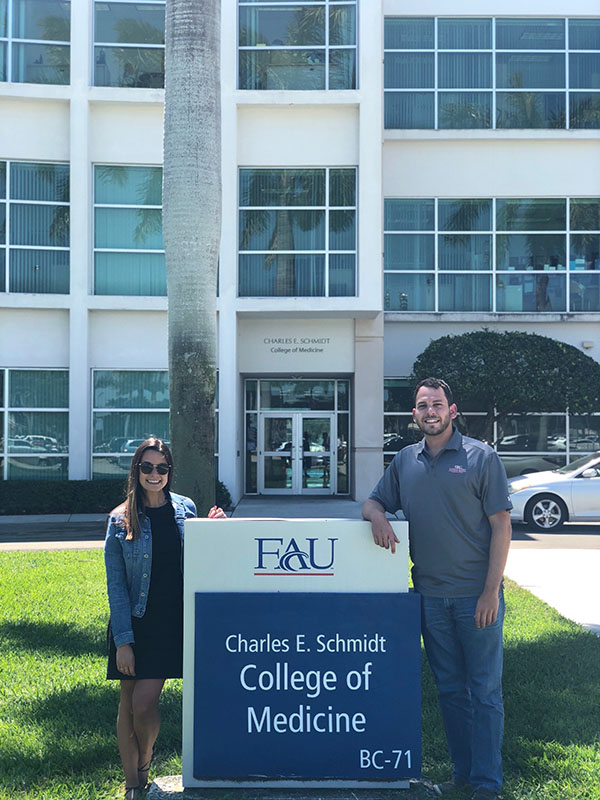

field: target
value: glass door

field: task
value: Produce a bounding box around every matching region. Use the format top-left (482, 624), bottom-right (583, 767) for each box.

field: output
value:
top-left (259, 413), bottom-right (336, 494)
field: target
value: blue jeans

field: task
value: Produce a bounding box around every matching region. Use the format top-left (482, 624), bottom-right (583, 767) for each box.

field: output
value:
top-left (420, 591), bottom-right (505, 793)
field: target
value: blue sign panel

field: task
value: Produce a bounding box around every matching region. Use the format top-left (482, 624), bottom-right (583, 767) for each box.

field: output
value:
top-left (193, 592), bottom-right (421, 781)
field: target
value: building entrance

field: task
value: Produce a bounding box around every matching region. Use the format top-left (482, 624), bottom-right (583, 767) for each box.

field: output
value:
top-left (259, 412), bottom-right (335, 494)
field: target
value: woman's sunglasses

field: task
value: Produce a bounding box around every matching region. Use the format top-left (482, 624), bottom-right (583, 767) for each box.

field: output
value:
top-left (138, 461), bottom-right (170, 475)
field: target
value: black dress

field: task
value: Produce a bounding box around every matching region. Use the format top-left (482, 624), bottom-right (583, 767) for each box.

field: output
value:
top-left (107, 503), bottom-right (184, 680)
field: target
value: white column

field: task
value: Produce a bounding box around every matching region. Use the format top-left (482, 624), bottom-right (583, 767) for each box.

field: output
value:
top-left (353, 314), bottom-right (384, 501)
top-left (67, 0), bottom-right (92, 478)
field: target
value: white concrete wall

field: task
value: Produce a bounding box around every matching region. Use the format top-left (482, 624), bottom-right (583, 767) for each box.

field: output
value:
top-left (0, 310), bottom-right (69, 366)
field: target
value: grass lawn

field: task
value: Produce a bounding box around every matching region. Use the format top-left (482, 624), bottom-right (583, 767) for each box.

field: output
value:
top-left (0, 550), bottom-right (599, 799)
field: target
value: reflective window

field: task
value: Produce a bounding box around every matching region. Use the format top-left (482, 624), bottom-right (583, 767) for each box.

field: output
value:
top-left (1, 370), bottom-right (68, 480)
top-left (239, 168), bottom-right (356, 297)
top-left (94, 1), bottom-right (165, 88)
top-left (94, 165), bottom-right (165, 296)
top-left (384, 197), bottom-right (599, 313)
top-left (384, 17), bottom-right (599, 130)
top-left (0, 0), bottom-right (70, 84)
top-left (239, 1), bottom-right (357, 90)
top-left (0, 161), bottom-right (70, 294)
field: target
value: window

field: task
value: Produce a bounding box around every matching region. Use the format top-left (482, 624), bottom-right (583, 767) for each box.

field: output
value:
top-left (383, 379), bottom-right (598, 476)
top-left (0, 160), bottom-right (70, 294)
top-left (239, 1), bottom-right (357, 90)
top-left (0, 0), bottom-right (70, 84)
top-left (94, 165), bottom-right (165, 296)
top-left (94, 0), bottom-right (165, 88)
top-left (92, 370), bottom-right (219, 478)
top-left (384, 17), bottom-right (600, 130)
top-left (384, 197), bottom-right (600, 313)
top-left (239, 168), bottom-right (356, 297)
top-left (1, 369), bottom-right (69, 479)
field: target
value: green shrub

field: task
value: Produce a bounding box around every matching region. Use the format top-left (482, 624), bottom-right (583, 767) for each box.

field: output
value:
top-left (0, 479), bottom-right (232, 515)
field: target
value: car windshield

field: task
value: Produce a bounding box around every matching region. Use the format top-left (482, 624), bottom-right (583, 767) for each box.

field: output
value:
top-left (554, 451), bottom-right (600, 474)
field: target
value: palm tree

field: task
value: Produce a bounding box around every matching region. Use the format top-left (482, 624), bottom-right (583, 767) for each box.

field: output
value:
top-left (163, 0), bottom-right (221, 512)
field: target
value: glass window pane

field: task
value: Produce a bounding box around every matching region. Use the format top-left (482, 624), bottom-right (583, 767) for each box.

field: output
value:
top-left (329, 48), bottom-right (355, 89)
top-left (337, 412), bottom-right (349, 493)
top-left (92, 411), bottom-right (169, 453)
top-left (496, 234), bottom-right (566, 270)
top-left (497, 92), bottom-right (565, 128)
top-left (329, 253), bottom-right (355, 296)
top-left (240, 6), bottom-right (323, 47)
top-left (260, 380), bottom-right (335, 411)
top-left (330, 5), bottom-right (355, 46)
top-left (0, 162), bottom-right (5, 199)
top-left (384, 234), bottom-right (434, 270)
top-left (239, 48), bottom-right (325, 90)
top-left (569, 415), bottom-right (600, 452)
top-left (384, 415), bottom-right (421, 450)
top-left (496, 199), bottom-right (566, 231)
top-left (438, 18), bottom-right (491, 50)
top-left (569, 274), bottom-right (600, 311)
top-left (239, 253), bottom-right (325, 297)
top-left (496, 274), bottom-right (566, 312)
top-left (496, 19), bottom-right (565, 50)
top-left (496, 54), bottom-right (565, 89)
top-left (439, 199), bottom-right (492, 231)
top-left (94, 45), bottom-right (164, 88)
top-left (570, 235), bottom-right (599, 270)
top-left (95, 207), bottom-right (163, 249)
top-left (95, 165), bottom-right (162, 206)
top-left (12, 0), bottom-right (70, 40)
top-left (93, 371), bottom-right (168, 409)
top-left (10, 204), bottom-right (69, 246)
top-left (10, 249), bottom-right (69, 293)
top-left (569, 19), bottom-right (600, 51)
top-left (570, 93), bottom-right (600, 129)
top-left (385, 199), bottom-right (434, 231)
top-left (570, 54), bottom-right (600, 89)
top-left (438, 92), bottom-right (491, 128)
top-left (385, 92), bottom-right (434, 129)
top-left (8, 410), bottom-right (68, 449)
top-left (94, 252), bottom-right (165, 295)
top-left (239, 209), bottom-right (325, 251)
top-left (9, 370), bottom-right (68, 407)
top-left (385, 52), bottom-right (434, 88)
top-left (329, 169), bottom-right (355, 207)
top-left (438, 274), bottom-right (491, 311)
top-left (438, 234), bottom-right (491, 270)
top-left (498, 415), bottom-right (566, 450)
top-left (384, 272), bottom-right (434, 310)
top-left (571, 199), bottom-right (600, 231)
top-left (245, 380), bottom-right (257, 411)
top-left (337, 380), bottom-right (349, 411)
top-left (0, 43), bottom-right (5, 81)
top-left (240, 169), bottom-right (325, 207)
top-left (245, 412), bottom-right (257, 493)
top-left (8, 456), bottom-right (68, 480)
top-left (439, 53), bottom-right (491, 88)
top-left (0, 250), bottom-right (4, 292)
top-left (0, 0), bottom-right (6, 38)
top-left (11, 162), bottom-right (69, 202)
top-left (12, 42), bottom-right (69, 84)
top-left (95, 2), bottom-right (165, 44)
top-left (329, 210), bottom-right (355, 250)
top-left (0, 204), bottom-right (5, 243)
top-left (384, 379), bottom-right (413, 413)
top-left (384, 18), bottom-right (434, 50)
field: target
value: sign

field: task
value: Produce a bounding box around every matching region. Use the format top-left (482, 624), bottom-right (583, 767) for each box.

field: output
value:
top-left (182, 519), bottom-right (419, 788)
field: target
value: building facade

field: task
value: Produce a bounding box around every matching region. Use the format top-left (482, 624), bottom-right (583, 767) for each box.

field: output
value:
top-left (1, 0), bottom-right (598, 502)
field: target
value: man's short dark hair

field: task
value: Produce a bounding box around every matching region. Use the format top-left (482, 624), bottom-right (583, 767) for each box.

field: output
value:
top-left (413, 378), bottom-right (454, 406)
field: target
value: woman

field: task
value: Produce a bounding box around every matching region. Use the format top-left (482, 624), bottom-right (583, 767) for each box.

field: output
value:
top-left (104, 437), bottom-right (225, 799)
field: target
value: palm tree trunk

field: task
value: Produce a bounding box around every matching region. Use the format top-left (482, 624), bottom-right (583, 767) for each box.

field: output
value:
top-left (163, 0), bottom-right (221, 512)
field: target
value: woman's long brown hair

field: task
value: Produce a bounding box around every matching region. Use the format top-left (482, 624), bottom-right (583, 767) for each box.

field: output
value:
top-left (124, 437), bottom-right (174, 540)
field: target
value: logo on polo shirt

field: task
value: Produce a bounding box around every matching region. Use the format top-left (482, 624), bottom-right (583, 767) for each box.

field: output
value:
top-left (449, 465), bottom-right (466, 474)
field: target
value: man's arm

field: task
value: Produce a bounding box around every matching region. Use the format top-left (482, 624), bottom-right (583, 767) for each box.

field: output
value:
top-left (362, 498), bottom-right (400, 555)
top-left (474, 509), bottom-right (512, 628)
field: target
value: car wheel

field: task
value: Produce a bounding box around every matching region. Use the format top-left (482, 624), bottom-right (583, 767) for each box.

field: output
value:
top-left (525, 494), bottom-right (568, 531)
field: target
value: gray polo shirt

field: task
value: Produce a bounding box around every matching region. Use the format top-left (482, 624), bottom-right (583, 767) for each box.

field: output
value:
top-left (370, 428), bottom-right (512, 597)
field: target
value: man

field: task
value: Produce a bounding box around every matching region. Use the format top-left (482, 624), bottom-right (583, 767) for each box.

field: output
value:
top-left (362, 378), bottom-right (512, 800)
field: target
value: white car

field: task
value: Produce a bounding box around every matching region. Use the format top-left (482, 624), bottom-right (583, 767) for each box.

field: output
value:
top-left (508, 451), bottom-right (600, 531)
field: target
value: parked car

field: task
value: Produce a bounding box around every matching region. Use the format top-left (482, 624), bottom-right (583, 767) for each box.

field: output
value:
top-left (508, 451), bottom-right (600, 531)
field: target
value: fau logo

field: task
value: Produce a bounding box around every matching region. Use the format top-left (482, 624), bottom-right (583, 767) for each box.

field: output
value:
top-left (254, 537), bottom-right (338, 576)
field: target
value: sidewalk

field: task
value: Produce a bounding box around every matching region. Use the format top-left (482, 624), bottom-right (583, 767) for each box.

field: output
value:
top-left (1, 499), bottom-right (598, 636)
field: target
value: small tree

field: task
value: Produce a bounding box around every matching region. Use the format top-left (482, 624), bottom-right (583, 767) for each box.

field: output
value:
top-left (411, 330), bottom-right (600, 444)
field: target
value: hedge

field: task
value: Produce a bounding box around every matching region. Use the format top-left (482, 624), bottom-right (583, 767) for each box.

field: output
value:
top-left (0, 479), bottom-right (232, 516)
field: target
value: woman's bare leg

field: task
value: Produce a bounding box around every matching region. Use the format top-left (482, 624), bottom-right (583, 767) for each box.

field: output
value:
top-left (117, 679), bottom-right (165, 790)
top-left (117, 681), bottom-right (141, 789)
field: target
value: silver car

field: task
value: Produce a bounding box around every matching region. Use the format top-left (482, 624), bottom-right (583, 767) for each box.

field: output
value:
top-left (508, 451), bottom-right (600, 531)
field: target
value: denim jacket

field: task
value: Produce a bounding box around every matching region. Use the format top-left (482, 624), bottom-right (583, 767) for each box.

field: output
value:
top-left (104, 491), bottom-right (197, 648)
